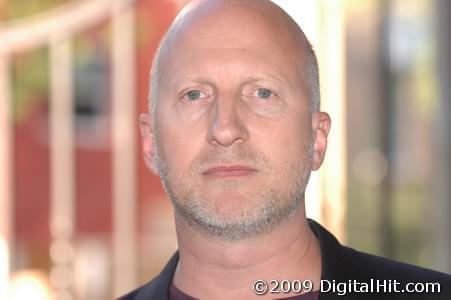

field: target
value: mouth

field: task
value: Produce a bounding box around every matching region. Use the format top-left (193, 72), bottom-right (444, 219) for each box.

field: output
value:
top-left (202, 165), bottom-right (258, 178)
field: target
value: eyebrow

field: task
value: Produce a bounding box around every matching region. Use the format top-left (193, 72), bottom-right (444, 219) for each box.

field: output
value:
top-left (168, 77), bottom-right (214, 92)
top-left (242, 73), bottom-right (291, 87)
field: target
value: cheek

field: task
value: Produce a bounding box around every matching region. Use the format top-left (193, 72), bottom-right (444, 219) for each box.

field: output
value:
top-left (254, 125), bottom-right (311, 180)
top-left (155, 117), bottom-right (204, 172)
top-left (255, 118), bottom-right (310, 157)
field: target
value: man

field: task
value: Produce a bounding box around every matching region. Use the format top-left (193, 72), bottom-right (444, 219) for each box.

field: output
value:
top-left (122, 0), bottom-right (451, 299)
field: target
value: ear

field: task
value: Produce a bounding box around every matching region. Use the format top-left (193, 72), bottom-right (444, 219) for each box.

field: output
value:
top-left (311, 112), bottom-right (331, 170)
top-left (139, 113), bottom-right (159, 175)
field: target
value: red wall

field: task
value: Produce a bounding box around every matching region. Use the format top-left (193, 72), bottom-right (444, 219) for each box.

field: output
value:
top-left (13, 0), bottom-right (178, 268)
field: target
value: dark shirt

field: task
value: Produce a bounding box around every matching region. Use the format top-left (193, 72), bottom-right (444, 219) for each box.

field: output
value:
top-left (169, 282), bottom-right (320, 300)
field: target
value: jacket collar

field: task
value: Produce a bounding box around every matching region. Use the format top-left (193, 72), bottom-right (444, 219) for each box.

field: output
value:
top-left (308, 219), bottom-right (347, 281)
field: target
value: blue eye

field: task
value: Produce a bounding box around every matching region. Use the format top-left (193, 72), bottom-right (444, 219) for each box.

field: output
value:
top-left (184, 90), bottom-right (203, 101)
top-left (254, 88), bottom-right (273, 99)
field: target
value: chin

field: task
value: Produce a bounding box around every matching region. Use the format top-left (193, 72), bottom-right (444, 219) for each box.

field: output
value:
top-left (199, 192), bottom-right (255, 217)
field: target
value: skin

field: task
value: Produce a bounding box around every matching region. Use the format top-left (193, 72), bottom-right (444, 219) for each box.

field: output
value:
top-left (139, 0), bottom-right (331, 298)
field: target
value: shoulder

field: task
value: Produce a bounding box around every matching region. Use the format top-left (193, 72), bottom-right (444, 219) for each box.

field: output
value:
top-left (335, 246), bottom-right (451, 299)
top-left (308, 219), bottom-right (451, 299)
top-left (340, 244), bottom-right (451, 282)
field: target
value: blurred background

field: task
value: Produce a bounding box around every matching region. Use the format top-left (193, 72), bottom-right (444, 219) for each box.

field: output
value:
top-left (0, 0), bottom-right (450, 299)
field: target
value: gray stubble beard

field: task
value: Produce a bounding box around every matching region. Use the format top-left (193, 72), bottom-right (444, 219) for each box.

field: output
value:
top-left (153, 134), bottom-right (314, 241)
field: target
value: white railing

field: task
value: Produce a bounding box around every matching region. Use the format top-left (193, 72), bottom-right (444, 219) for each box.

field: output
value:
top-left (0, 0), bottom-right (137, 298)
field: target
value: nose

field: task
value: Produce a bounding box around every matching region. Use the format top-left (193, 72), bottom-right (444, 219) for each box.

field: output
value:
top-left (207, 98), bottom-right (249, 147)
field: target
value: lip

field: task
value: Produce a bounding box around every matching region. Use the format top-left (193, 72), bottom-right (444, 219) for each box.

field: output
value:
top-left (202, 165), bottom-right (258, 177)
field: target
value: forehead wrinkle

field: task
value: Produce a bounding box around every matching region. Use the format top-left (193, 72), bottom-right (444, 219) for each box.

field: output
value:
top-left (168, 49), bottom-right (294, 91)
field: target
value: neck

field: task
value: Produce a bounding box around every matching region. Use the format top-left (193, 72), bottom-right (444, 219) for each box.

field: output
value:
top-left (172, 205), bottom-right (322, 299)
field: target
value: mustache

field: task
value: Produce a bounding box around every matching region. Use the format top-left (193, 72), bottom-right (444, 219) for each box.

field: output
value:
top-left (191, 144), bottom-right (268, 172)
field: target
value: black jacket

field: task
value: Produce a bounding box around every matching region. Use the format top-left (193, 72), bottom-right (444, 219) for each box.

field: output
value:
top-left (120, 219), bottom-right (451, 299)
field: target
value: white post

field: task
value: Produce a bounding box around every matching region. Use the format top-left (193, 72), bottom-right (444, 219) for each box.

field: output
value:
top-left (111, 0), bottom-right (137, 296)
top-left (49, 35), bottom-right (75, 300)
top-left (0, 54), bottom-right (12, 300)
top-left (317, 0), bottom-right (347, 241)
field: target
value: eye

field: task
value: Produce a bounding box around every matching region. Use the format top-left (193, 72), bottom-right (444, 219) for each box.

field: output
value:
top-left (253, 88), bottom-right (274, 99)
top-left (183, 89), bottom-right (204, 101)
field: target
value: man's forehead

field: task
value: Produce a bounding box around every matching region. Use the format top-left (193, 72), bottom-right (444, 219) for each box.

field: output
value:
top-left (166, 47), bottom-right (295, 85)
top-left (161, 30), bottom-right (303, 93)
top-left (150, 0), bottom-right (311, 100)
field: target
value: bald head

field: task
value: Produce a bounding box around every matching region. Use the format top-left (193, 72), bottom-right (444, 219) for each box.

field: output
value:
top-left (142, 0), bottom-right (331, 242)
top-left (150, 0), bottom-right (320, 115)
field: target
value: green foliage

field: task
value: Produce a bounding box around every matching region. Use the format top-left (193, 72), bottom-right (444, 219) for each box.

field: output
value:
top-left (2, 0), bottom-right (70, 22)
top-left (3, 1), bottom-right (74, 122)
top-left (12, 47), bottom-right (49, 122)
